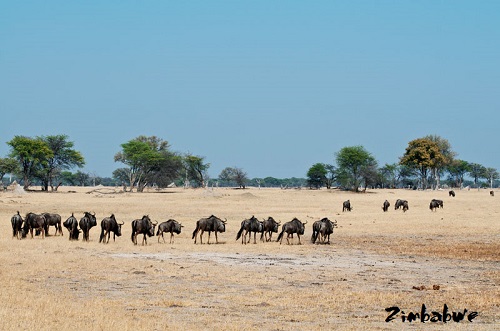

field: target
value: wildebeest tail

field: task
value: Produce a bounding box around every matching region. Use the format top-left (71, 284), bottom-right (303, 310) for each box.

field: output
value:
top-left (192, 222), bottom-right (199, 239)
top-left (236, 225), bottom-right (244, 240)
top-left (276, 230), bottom-right (284, 242)
top-left (311, 231), bottom-right (318, 244)
top-left (99, 227), bottom-right (105, 243)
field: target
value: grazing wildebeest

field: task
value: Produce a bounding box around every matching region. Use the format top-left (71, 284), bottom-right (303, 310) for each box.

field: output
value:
top-left (260, 217), bottom-right (280, 242)
top-left (276, 217), bottom-right (307, 245)
top-left (430, 199), bottom-right (444, 211)
top-left (79, 212), bottom-right (97, 242)
top-left (157, 219), bottom-right (183, 244)
top-left (236, 215), bottom-right (264, 245)
top-left (22, 212), bottom-right (47, 239)
top-left (382, 200), bottom-right (390, 212)
top-left (311, 217), bottom-right (337, 244)
top-left (342, 200), bottom-right (352, 212)
top-left (449, 190), bottom-right (455, 197)
top-left (192, 215), bottom-right (226, 244)
top-left (490, 191), bottom-right (495, 197)
top-left (42, 213), bottom-right (63, 236)
top-left (11, 211), bottom-right (24, 239)
top-left (99, 214), bottom-right (124, 244)
top-left (63, 213), bottom-right (80, 240)
top-left (131, 215), bottom-right (157, 245)
top-left (395, 199), bottom-right (409, 212)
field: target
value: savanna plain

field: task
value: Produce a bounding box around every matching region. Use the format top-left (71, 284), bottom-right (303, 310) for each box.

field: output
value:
top-left (0, 186), bottom-right (498, 330)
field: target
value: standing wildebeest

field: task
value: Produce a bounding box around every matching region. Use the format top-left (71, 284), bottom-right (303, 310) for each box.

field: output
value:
top-left (276, 217), bottom-right (307, 245)
top-left (342, 200), bottom-right (352, 212)
top-left (192, 215), bottom-right (226, 244)
top-left (260, 217), bottom-right (280, 242)
top-left (131, 215), bottom-right (157, 245)
top-left (42, 213), bottom-right (63, 236)
top-left (99, 214), bottom-right (124, 243)
top-left (449, 190), bottom-right (455, 197)
top-left (395, 199), bottom-right (409, 212)
top-left (11, 211), bottom-right (24, 239)
top-left (236, 215), bottom-right (264, 245)
top-left (157, 219), bottom-right (183, 244)
top-left (382, 200), bottom-right (390, 212)
top-left (63, 213), bottom-right (80, 240)
top-left (490, 191), bottom-right (495, 197)
top-left (22, 212), bottom-right (47, 239)
top-left (311, 217), bottom-right (337, 244)
top-left (79, 212), bottom-right (97, 242)
top-left (430, 199), bottom-right (444, 211)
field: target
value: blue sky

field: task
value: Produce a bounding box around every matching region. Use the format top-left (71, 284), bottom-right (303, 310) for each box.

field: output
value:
top-left (1, 1), bottom-right (499, 179)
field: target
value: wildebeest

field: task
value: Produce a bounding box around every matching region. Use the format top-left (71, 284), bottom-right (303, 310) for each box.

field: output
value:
top-left (131, 215), bottom-right (157, 245)
top-left (236, 215), bottom-right (264, 245)
top-left (42, 213), bottom-right (63, 236)
top-left (63, 213), bottom-right (80, 240)
top-left (260, 217), bottom-right (280, 242)
top-left (22, 212), bottom-right (47, 239)
top-left (156, 219), bottom-right (183, 244)
top-left (79, 212), bottom-right (97, 242)
top-left (276, 217), bottom-right (307, 245)
top-left (192, 215), bottom-right (226, 244)
top-left (342, 200), bottom-right (352, 212)
top-left (11, 211), bottom-right (24, 239)
top-left (491, 190), bottom-right (495, 197)
top-left (382, 200), bottom-right (390, 212)
top-left (449, 190), bottom-right (455, 197)
top-left (395, 199), bottom-right (409, 212)
top-left (99, 214), bottom-right (124, 244)
top-left (311, 217), bottom-right (337, 244)
top-left (430, 199), bottom-right (444, 211)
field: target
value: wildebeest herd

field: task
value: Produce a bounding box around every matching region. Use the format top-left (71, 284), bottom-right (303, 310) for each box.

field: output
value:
top-left (8, 192), bottom-right (491, 245)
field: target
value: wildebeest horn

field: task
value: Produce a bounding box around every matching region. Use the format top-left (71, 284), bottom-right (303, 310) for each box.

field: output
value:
top-left (223, 218), bottom-right (228, 223)
top-left (119, 221), bottom-right (124, 225)
top-left (303, 220), bottom-right (308, 225)
top-left (152, 221), bottom-right (158, 225)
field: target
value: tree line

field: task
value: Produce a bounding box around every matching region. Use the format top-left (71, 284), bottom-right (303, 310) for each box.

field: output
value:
top-left (0, 134), bottom-right (497, 191)
top-left (306, 135), bottom-right (499, 191)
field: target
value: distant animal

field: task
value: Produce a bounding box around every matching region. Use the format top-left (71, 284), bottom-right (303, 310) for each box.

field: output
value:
top-left (490, 191), bottom-right (495, 197)
top-left (276, 217), bottom-right (307, 245)
top-left (449, 190), bottom-right (455, 197)
top-left (63, 213), bottom-right (80, 240)
top-left (22, 212), bottom-right (47, 239)
top-left (79, 212), bottom-right (97, 242)
top-left (11, 211), bottom-right (24, 239)
top-left (430, 199), bottom-right (444, 211)
top-left (157, 219), bottom-right (183, 244)
top-left (192, 215), bottom-right (226, 244)
top-left (99, 214), bottom-right (124, 244)
top-left (131, 215), bottom-right (157, 246)
top-left (395, 199), bottom-right (409, 212)
top-left (260, 217), bottom-right (280, 242)
top-left (342, 200), bottom-right (352, 212)
top-left (382, 200), bottom-right (390, 212)
top-left (236, 215), bottom-right (264, 244)
top-left (311, 218), bottom-right (337, 244)
top-left (42, 213), bottom-right (63, 236)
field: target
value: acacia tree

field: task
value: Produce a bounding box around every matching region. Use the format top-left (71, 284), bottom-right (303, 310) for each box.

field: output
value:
top-left (0, 157), bottom-right (18, 184)
top-left (400, 138), bottom-right (445, 190)
top-left (335, 146), bottom-right (376, 192)
top-left (307, 163), bottom-right (327, 189)
top-left (468, 163), bottom-right (486, 189)
top-left (7, 136), bottom-right (53, 189)
top-left (379, 163), bottom-right (399, 188)
top-left (424, 135), bottom-right (456, 189)
top-left (446, 159), bottom-right (471, 189)
top-left (184, 154), bottom-right (209, 188)
top-left (483, 167), bottom-right (498, 189)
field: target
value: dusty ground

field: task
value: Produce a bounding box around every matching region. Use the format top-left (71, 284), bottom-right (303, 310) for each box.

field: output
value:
top-left (0, 186), bottom-right (498, 330)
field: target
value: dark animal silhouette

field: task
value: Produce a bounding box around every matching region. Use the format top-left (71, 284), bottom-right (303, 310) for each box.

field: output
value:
top-left (192, 215), bottom-right (226, 244)
top-left (22, 212), bottom-right (47, 239)
top-left (260, 217), bottom-right (280, 242)
top-left (449, 190), bottom-right (455, 197)
top-left (79, 212), bottom-right (97, 241)
top-left (131, 215), bottom-right (157, 245)
top-left (42, 213), bottom-right (63, 236)
top-left (490, 191), bottom-right (495, 197)
top-left (342, 200), bottom-right (352, 212)
top-left (395, 199), bottom-right (409, 212)
top-left (430, 199), bottom-right (443, 211)
top-left (236, 215), bottom-right (263, 244)
top-left (382, 200), bottom-right (390, 212)
top-left (63, 213), bottom-right (80, 240)
top-left (11, 211), bottom-right (24, 239)
top-left (157, 219), bottom-right (183, 244)
top-left (99, 214), bottom-right (124, 244)
top-left (311, 218), bottom-right (337, 244)
top-left (276, 217), bottom-right (307, 245)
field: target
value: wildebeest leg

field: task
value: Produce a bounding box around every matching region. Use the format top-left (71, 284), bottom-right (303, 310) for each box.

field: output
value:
top-left (253, 232), bottom-right (257, 244)
top-left (170, 232), bottom-right (174, 244)
top-left (297, 234), bottom-right (301, 245)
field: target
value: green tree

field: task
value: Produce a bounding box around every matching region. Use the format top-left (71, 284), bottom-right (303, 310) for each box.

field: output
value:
top-left (335, 146), bottom-right (376, 192)
top-left (379, 163), bottom-right (399, 188)
top-left (400, 138), bottom-right (445, 190)
top-left (424, 135), bottom-right (456, 189)
top-left (324, 164), bottom-right (336, 189)
top-left (7, 136), bottom-right (53, 189)
top-left (184, 154), bottom-right (210, 188)
top-left (483, 167), bottom-right (498, 189)
top-left (218, 167), bottom-right (236, 186)
top-left (307, 163), bottom-right (327, 189)
top-left (446, 159), bottom-right (471, 189)
top-left (0, 157), bottom-right (18, 184)
top-left (468, 163), bottom-right (486, 189)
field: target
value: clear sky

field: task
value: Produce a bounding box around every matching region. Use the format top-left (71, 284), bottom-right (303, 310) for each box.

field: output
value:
top-left (1, 1), bottom-right (499, 179)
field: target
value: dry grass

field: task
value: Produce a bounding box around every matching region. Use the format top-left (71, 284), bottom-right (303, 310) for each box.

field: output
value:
top-left (0, 186), bottom-right (498, 330)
